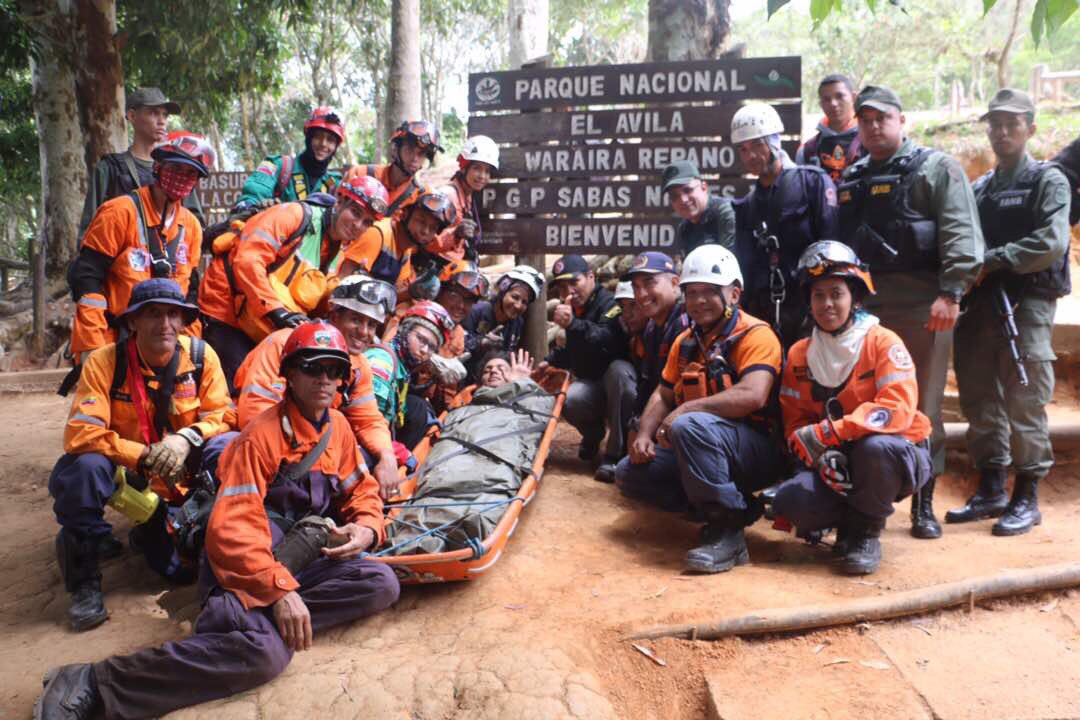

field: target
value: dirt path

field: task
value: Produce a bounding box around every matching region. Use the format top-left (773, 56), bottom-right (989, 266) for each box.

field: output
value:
top-left (3, 393), bottom-right (1080, 719)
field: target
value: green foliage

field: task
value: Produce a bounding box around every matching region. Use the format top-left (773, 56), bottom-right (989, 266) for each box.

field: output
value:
top-left (550, 0), bottom-right (647, 66)
top-left (0, 0), bottom-right (37, 259)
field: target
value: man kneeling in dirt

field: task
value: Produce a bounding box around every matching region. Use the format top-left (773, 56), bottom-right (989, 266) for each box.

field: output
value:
top-left (49, 278), bottom-right (234, 633)
top-left (616, 245), bottom-right (786, 574)
top-left (35, 322), bottom-right (399, 720)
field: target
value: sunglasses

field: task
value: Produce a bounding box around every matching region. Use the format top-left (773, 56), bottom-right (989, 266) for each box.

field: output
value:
top-left (295, 359), bottom-right (349, 381)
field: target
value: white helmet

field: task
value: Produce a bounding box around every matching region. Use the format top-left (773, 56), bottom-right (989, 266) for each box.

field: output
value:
top-left (614, 280), bottom-right (634, 301)
top-left (497, 265), bottom-right (544, 300)
top-left (730, 104), bottom-right (785, 145)
top-left (459, 135), bottom-right (500, 170)
top-left (680, 245), bottom-right (743, 289)
top-left (329, 274), bottom-right (397, 325)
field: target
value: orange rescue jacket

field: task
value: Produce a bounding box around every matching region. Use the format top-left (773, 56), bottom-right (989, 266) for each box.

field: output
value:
top-left (206, 400), bottom-right (384, 609)
top-left (428, 175), bottom-right (472, 261)
top-left (72, 187), bottom-right (203, 356)
top-left (64, 335), bottom-right (233, 501)
top-left (780, 323), bottom-right (931, 445)
top-left (342, 163), bottom-right (424, 221)
top-left (233, 328), bottom-right (393, 455)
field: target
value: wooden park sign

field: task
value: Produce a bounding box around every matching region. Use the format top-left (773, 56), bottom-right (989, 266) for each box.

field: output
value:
top-left (467, 56), bottom-right (802, 255)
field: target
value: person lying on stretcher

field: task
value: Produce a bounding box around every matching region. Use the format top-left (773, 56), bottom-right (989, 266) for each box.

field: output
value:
top-left (477, 349), bottom-right (536, 389)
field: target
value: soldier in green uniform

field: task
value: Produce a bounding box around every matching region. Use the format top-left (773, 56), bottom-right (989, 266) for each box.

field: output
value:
top-left (837, 86), bottom-right (984, 540)
top-left (947, 89), bottom-right (1072, 536)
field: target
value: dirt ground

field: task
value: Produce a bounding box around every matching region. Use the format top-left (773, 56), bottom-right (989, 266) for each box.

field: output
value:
top-left (3, 392), bottom-right (1080, 719)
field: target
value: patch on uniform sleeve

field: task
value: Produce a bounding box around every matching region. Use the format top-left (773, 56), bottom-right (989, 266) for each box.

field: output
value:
top-left (825, 186), bottom-right (837, 207)
top-left (866, 407), bottom-right (892, 428)
top-left (271, 381), bottom-right (285, 392)
top-left (80, 396), bottom-right (97, 405)
top-left (173, 378), bottom-right (197, 399)
top-left (128, 249), bottom-right (149, 272)
top-left (256, 160), bottom-right (277, 176)
top-left (605, 306), bottom-right (622, 319)
top-left (887, 344), bottom-right (914, 370)
top-left (175, 243), bottom-right (189, 266)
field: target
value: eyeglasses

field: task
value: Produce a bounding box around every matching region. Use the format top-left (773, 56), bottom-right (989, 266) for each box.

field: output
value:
top-left (295, 359), bottom-right (349, 381)
top-left (408, 331), bottom-right (439, 355)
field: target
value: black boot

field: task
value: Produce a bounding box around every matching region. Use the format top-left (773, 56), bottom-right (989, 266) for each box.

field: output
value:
top-left (840, 513), bottom-right (884, 575)
top-left (992, 474), bottom-right (1042, 536)
top-left (55, 530), bottom-right (108, 632)
top-left (95, 534), bottom-right (123, 560)
top-left (909, 476), bottom-right (942, 539)
top-left (945, 468), bottom-right (1009, 523)
top-left (830, 522), bottom-right (850, 557)
top-left (685, 506), bottom-right (749, 574)
top-left (593, 458), bottom-right (618, 483)
top-left (34, 663), bottom-right (101, 720)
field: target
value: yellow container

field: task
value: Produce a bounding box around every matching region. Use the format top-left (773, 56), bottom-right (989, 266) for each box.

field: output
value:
top-left (107, 466), bottom-right (160, 525)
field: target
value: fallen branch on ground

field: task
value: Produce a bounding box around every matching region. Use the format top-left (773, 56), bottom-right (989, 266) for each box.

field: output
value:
top-left (624, 561), bottom-right (1080, 642)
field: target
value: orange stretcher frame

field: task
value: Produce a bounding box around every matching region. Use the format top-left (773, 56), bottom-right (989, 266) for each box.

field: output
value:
top-left (371, 368), bottom-right (570, 584)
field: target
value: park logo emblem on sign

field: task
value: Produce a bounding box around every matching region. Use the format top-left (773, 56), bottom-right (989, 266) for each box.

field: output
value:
top-left (474, 77), bottom-right (501, 105)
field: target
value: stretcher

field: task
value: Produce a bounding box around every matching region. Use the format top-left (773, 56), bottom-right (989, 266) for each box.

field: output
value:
top-left (371, 368), bottom-right (570, 584)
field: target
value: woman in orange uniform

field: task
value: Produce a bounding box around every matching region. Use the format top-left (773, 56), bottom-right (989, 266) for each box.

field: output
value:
top-left (773, 241), bottom-right (931, 576)
top-left (428, 135), bottom-right (500, 261)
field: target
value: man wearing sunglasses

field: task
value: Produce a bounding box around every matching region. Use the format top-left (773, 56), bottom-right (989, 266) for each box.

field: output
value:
top-left (199, 176), bottom-right (390, 388)
top-left (663, 160), bottom-right (736, 259)
top-left (234, 276), bottom-right (401, 498)
top-left (343, 119), bottom-right (443, 222)
top-left (235, 106), bottom-right (346, 210)
top-left (337, 190), bottom-right (458, 294)
top-left (35, 322), bottom-right (399, 720)
top-left (65, 132), bottom-right (214, 395)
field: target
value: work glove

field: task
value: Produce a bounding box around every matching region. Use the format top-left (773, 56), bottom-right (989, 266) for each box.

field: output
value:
top-left (428, 354), bottom-right (467, 385)
top-left (255, 198), bottom-right (280, 210)
top-left (479, 328), bottom-right (504, 352)
top-left (455, 218), bottom-right (478, 240)
top-left (815, 449), bottom-right (852, 496)
top-left (143, 434), bottom-right (192, 483)
top-left (392, 440), bottom-right (418, 473)
top-left (787, 420), bottom-right (838, 468)
top-left (266, 307), bottom-right (309, 330)
top-left (408, 266), bottom-right (441, 301)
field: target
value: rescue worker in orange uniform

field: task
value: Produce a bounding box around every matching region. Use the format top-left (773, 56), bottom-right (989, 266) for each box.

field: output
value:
top-left (234, 276), bottom-right (401, 498)
top-left (341, 119), bottom-right (443, 220)
top-left (199, 176), bottom-right (390, 388)
top-left (336, 190), bottom-right (458, 293)
top-left (35, 322), bottom-right (399, 720)
top-left (616, 245), bottom-right (785, 574)
top-left (773, 242), bottom-right (932, 575)
top-left (65, 133), bottom-right (214, 393)
top-left (428, 135), bottom-right (500, 261)
top-left (48, 279), bottom-right (234, 633)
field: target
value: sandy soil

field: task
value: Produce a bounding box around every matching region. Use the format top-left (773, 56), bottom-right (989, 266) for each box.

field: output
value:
top-left (2, 392), bottom-right (1080, 719)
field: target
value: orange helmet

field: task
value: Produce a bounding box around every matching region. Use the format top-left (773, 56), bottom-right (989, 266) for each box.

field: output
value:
top-left (399, 300), bottom-right (454, 348)
top-left (796, 241), bottom-right (876, 299)
top-left (439, 259), bottom-right (490, 299)
top-left (304, 106), bottom-right (345, 143)
top-left (280, 321), bottom-right (351, 375)
top-left (337, 176), bottom-right (389, 219)
top-left (151, 131), bottom-right (215, 177)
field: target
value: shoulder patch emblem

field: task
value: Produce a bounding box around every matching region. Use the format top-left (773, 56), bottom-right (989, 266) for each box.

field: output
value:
top-left (825, 187), bottom-right (837, 207)
top-left (866, 407), bottom-right (892, 428)
top-left (605, 306), bottom-right (622, 319)
top-left (128, 248), bottom-right (149, 272)
top-left (80, 396), bottom-right (97, 405)
top-left (887, 344), bottom-right (914, 370)
top-left (175, 243), bottom-right (189, 266)
top-left (256, 160), bottom-right (277, 176)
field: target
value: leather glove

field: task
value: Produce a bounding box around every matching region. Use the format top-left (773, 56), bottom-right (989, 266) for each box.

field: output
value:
top-left (143, 434), bottom-right (192, 482)
top-left (456, 218), bottom-right (478, 240)
top-left (788, 420), bottom-right (838, 468)
top-left (428, 354), bottom-right (467, 385)
top-left (815, 449), bottom-right (852, 496)
top-left (266, 307), bottom-right (309, 330)
top-left (408, 267), bottom-right (441, 301)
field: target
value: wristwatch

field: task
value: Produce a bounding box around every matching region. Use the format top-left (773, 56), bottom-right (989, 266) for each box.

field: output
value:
top-left (938, 291), bottom-right (962, 305)
top-left (176, 427), bottom-right (204, 448)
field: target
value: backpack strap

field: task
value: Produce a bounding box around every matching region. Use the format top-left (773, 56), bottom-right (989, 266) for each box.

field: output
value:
top-left (275, 154), bottom-right (295, 199)
top-left (386, 177), bottom-right (421, 218)
top-left (271, 422), bottom-right (333, 488)
top-left (122, 152), bottom-right (142, 189)
top-left (190, 337), bottom-right (206, 391)
top-left (111, 339), bottom-right (129, 398)
top-left (128, 191), bottom-right (180, 275)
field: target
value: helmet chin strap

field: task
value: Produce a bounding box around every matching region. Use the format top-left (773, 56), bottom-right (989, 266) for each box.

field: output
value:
top-left (392, 142), bottom-right (410, 175)
top-left (823, 305), bottom-right (859, 336)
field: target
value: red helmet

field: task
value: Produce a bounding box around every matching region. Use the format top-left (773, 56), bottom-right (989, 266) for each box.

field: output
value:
top-left (400, 300), bottom-right (454, 348)
top-left (439, 259), bottom-right (490, 299)
top-left (337, 176), bottom-right (390, 219)
top-left (151, 131), bottom-right (215, 177)
top-left (280, 321), bottom-right (351, 375)
top-left (391, 119), bottom-right (444, 155)
top-left (304, 106), bottom-right (345, 143)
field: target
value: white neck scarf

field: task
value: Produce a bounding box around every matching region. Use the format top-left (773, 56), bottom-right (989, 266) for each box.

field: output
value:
top-left (806, 311), bottom-right (879, 389)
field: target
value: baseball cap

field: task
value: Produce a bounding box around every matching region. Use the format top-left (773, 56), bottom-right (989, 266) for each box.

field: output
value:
top-left (126, 87), bottom-right (181, 114)
top-left (623, 251), bottom-right (677, 278)
top-left (662, 161), bottom-right (702, 193)
top-left (855, 85), bottom-right (902, 114)
top-left (552, 255), bottom-right (590, 282)
top-left (980, 88), bottom-right (1035, 120)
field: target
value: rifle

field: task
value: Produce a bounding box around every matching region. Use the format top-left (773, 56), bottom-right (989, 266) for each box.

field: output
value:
top-left (854, 223), bottom-right (900, 261)
top-left (992, 282), bottom-right (1029, 387)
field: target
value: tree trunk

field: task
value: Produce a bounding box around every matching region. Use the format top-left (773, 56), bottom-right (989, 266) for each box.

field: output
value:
top-left (647, 0), bottom-right (731, 61)
top-left (73, 0), bottom-right (125, 171)
top-left (996, 0), bottom-right (1024, 89)
top-left (508, 0), bottom-right (549, 67)
top-left (387, 0), bottom-right (421, 125)
top-left (23, 0), bottom-right (87, 277)
top-left (240, 94), bottom-right (254, 169)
